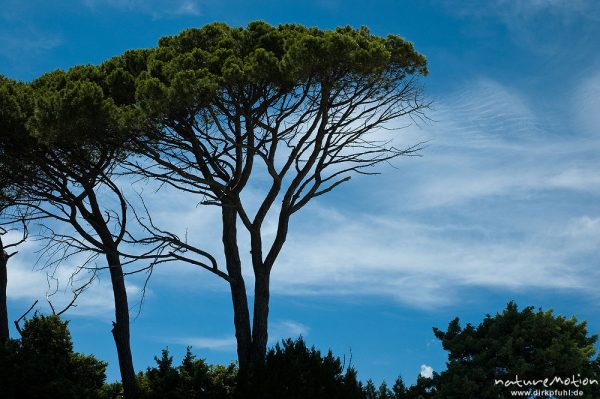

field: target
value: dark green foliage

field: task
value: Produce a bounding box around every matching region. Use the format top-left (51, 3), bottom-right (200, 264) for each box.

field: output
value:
top-left (133, 21), bottom-right (427, 128)
top-left (0, 313), bottom-right (107, 399)
top-left (378, 381), bottom-right (393, 399)
top-left (0, 77), bottom-right (35, 196)
top-left (0, 77), bottom-right (29, 143)
top-left (430, 302), bottom-right (600, 398)
top-left (0, 337), bottom-right (20, 394)
top-left (0, 65), bottom-right (144, 199)
top-left (392, 376), bottom-right (409, 399)
top-left (142, 349), bottom-right (181, 397)
top-left (365, 379), bottom-right (377, 399)
top-left (240, 337), bottom-right (365, 399)
top-left (26, 66), bottom-right (144, 152)
top-left (99, 382), bottom-right (125, 399)
top-left (0, 68), bottom-right (141, 243)
top-left (137, 347), bottom-right (236, 399)
top-left (405, 375), bottom-right (435, 399)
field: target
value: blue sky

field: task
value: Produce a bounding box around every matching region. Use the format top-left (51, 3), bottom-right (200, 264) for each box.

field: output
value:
top-left (2, 0), bottom-right (600, 386)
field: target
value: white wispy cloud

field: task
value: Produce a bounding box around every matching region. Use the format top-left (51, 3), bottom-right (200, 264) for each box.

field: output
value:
top-left (83, 0), bottom-right (202, 17)
top-left (165, 319), bottom-right (309, 351)
top-left (269, 209), bottom-right (598, 307)
top-left (442, 0), bottom-right (600, 21)
top-left (0, 28), bottom-right (62, 67)
top-left (0, 2), bottom-right (63, 78)
top-left (0, 32), bottom-right (62, 55)
top-left (270, 320), bottom-right (310, 341)
top-left (171, 336), bottom-right (237, 351)
top-left (438, 0), bottom-right (600, 55)
top-left (392, 78), bottom-right (600, 208)
top-left (175, 0), bottom-right (201, 16)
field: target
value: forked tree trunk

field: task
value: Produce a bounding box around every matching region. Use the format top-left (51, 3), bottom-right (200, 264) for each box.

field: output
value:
top-left (221, 207), bottom-right (253, 370)
top-left (0, 238), bottom-right (8, 341)
top-left (106, 250), bottom-right (138, 399)
top-left (222, 205), bottom-right (272, 369)
top-left (221, 201), bottom-right (277, 370)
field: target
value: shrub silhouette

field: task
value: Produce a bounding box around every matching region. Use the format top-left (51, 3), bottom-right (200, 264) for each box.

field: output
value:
top-left (239, 337), bottom-right (365, 399)
top-left (0, 313), bottom-right (107, 399)
top-left (137, 347), bottom-right (236, 399)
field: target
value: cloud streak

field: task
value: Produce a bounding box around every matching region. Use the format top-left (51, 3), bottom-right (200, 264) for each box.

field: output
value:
top-left (437, 0), bottom-right (600, 57)
top-left (83, 0), bottom-right (202, 17)
top-left (165, 319), bottom-right (310, 351)
top-left (441, 0), bottom-right (600, 22)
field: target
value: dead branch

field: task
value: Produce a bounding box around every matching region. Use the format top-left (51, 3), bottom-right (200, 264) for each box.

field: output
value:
top-left (14, 300), bottom-right (38, 336)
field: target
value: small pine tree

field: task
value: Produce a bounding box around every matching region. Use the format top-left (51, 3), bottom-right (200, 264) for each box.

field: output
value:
top-left (143, 348), bottom-right (181, 398)
top-left (340, 367), bottom-right (366, 399)
top-left (377, 381), bottom-right (392, 399)
top-left (365, 379), bottom-right (377, 399)
top-left (392, 376), bottom-right (408, 399)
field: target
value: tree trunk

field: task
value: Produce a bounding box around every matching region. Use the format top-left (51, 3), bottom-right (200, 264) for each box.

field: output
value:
top-left (221, 206), bottom-right (253, 370)
top-left (251, 268), bottom-right (270, 362)
top-left (0, 238), bottom-right (8, 341)
top-left (106, 250), bottom-right (138, 399)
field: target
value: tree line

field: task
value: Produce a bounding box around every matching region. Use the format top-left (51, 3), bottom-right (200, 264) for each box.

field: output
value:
top-left (1, 302), bottom-right (598, 398)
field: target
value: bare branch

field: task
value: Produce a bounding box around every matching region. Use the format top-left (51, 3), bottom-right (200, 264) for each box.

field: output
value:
top-left (14, 300), bottom-right (38, 336)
